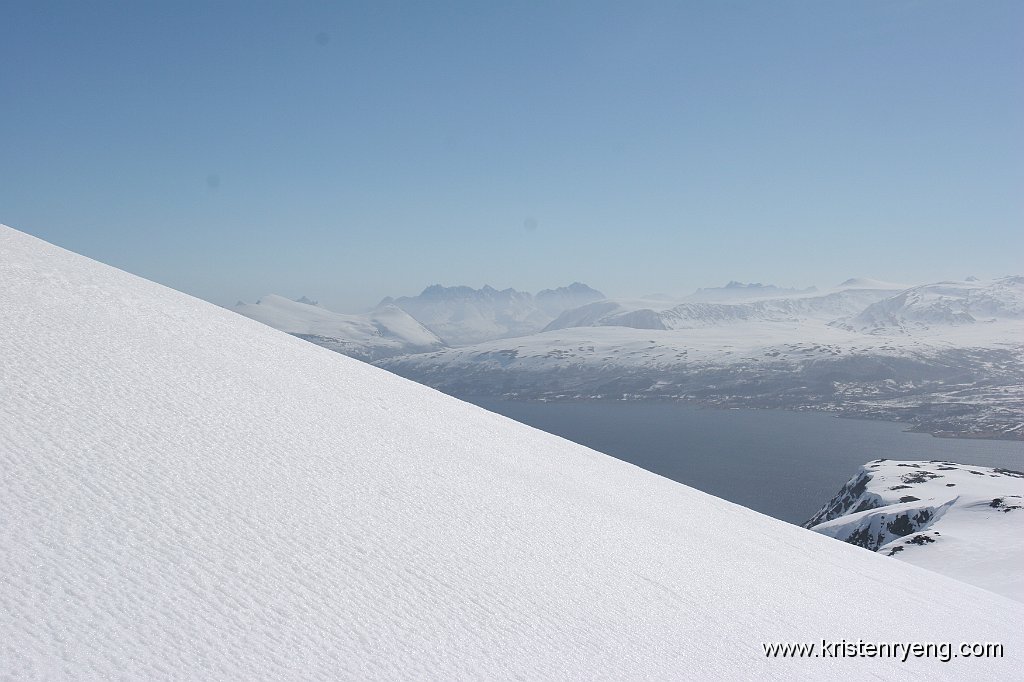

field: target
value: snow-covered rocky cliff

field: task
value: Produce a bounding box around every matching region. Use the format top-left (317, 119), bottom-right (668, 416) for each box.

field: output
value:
top-left (807, 459), bottom-right (1024, 601)
top-left (3, 224), bottom-right (1022, 678)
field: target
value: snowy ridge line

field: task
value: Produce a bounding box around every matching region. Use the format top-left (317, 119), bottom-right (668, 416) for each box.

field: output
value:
top-left (234, 294), bottom-right (444, 361)
top-left (2, 224), bottom-right (1023, 679)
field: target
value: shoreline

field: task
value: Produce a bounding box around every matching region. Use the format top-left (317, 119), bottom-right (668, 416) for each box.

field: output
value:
top-left (457, 392), bottom-right (1024, 443)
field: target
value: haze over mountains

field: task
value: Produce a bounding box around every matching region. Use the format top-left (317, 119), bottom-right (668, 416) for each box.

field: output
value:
top-left (235, 295), bottom-right (444, 361)
top-left (10, 224), bottom-right (1024, 677)
top-left (378, 282), bottom-right (605, 345)
top-left (237, 275), bottom-right (1024, 440)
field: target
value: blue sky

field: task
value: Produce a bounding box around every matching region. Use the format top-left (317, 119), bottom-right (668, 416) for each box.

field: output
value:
top-left (2, 1), bottom-right (1021, 311)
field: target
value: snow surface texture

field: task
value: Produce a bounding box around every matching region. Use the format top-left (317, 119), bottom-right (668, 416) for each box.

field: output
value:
top-left (806, 460), bottom-right (1024, 602)
top-left (233, 295), bottom-right (444, 361)
top-left (2, 224), bottom-right (1022, 680)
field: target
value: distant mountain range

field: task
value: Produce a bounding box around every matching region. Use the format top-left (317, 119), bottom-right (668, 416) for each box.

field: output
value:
top-left (378, 282), bottom-right (604, 345)
top-left (691, 281), bottom-right (819, 301)
top-left (234, 276), bottom-right (1024, 439)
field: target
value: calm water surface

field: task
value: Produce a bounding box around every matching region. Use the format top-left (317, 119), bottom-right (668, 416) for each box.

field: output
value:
top-left (469, 399), bottom-right (1024, 524)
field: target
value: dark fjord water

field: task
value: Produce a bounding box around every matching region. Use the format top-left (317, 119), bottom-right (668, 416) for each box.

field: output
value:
top-left (469, 399), bottom-right (1024, 525)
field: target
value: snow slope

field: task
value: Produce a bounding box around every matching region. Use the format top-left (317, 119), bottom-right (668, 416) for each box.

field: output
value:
top-left (806, 460), bottom-right (1024, 602)
top-left (234, 294), bottom-right (444, 361)
top-left (2, 224), bottom-right (1022, 679)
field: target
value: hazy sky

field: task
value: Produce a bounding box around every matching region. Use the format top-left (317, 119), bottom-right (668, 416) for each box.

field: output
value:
top-left (2, 1), bottom-right (1021, 311)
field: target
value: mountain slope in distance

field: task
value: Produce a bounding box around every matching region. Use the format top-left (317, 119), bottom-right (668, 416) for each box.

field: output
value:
top-left (234, 294), bottom-right (444, 360)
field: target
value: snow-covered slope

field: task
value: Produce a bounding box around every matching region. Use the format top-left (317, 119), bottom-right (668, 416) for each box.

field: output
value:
top-left (234, 295), bottom-right (444, 361)
top-left (3, 225), bottom-right (1023, 678)
top-left (380, 282), bottom-right (604, 345)
top-left (807, 460), bottom-right (1024, 602)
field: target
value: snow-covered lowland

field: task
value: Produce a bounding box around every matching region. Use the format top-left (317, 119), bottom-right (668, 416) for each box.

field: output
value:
top-left (807, 459), bottom-right (1024, 602)
top-left (2, 224), bottom-right (1023, 679)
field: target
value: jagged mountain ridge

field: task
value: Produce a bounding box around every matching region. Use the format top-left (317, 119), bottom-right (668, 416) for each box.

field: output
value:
top-left (690, 281), bottom-right (819, 302)
top-left (378, 281), bottom-right (604, 345)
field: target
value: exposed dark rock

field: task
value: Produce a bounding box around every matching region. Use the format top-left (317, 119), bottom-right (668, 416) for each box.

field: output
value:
top-left (853, 499), bottom-right (877, 513)
top-left (901, 471), bottom-right (941, 484)
top-left (886, 514), bottom-right (916, 537)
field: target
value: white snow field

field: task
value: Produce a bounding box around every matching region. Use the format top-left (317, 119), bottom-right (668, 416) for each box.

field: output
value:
top-left (1, 224), bottom-right (1022, 680)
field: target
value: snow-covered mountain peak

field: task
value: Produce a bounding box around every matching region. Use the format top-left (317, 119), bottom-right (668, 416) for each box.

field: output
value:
top-left (690, 281), bottom-right (817, 302)
top-left (842, 276), bottom-right (1024, 334)
top-left (4, 223), bottom-right (1023, 677)
top-left (383, 282), bottom-right (605, 345)
top-left (535, 282), bottom-right (605, 315)
top-left (835, 277), bottom-right (908, 291)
